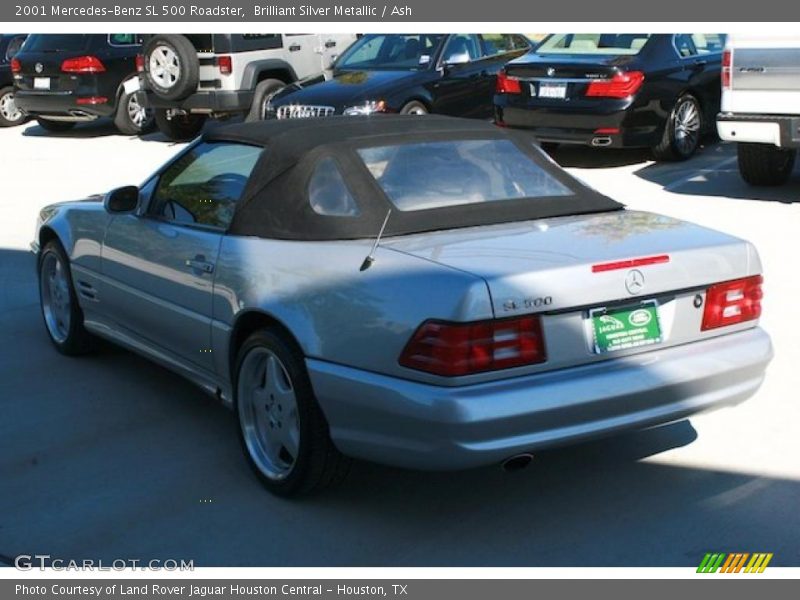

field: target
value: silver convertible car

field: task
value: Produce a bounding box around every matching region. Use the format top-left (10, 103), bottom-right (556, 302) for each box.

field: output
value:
top-left (33, 116), bottom-right (773, 496)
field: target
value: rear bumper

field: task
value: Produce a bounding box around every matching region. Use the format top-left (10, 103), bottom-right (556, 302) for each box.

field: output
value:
top-left (143, 90), bottom-right (253, 114)
top-left (14, 90), bottom-right (114, 119)
top-left (717, 112), bottom-right (800, 148)
top-left (308, 327), bottom-right (772, 470)
top-left (495, 100), bottom-right (661, 148)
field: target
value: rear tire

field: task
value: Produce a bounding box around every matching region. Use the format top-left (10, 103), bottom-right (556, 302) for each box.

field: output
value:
top-left (114, 86), bottom-right (154, 135)
top-left (0, 86), bottom-right (25, 127)
top-left (737, 143), bottom-right (796, 186)
top-left (37, 240), bottom-right (95, 355)
top-left (245, 78), bottom-right (286, 122)
top-left (652, 94), bottom-right (702, 161)
top-left (36, 119), bottom-right (76, 133)
top-left (235, 328), bottom-right (351, 497)
top-left (143, 34), bottom-right (199, 101)
top-left (154, 109), bottom-right (206, 142)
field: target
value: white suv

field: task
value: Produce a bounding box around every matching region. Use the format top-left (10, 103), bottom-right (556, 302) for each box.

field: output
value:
top-left (717, 34), bottom-right (800, 185)
top-left (139, 33), bottom-right (356, 141)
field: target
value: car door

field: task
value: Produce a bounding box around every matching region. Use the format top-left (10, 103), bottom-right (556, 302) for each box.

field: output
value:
top-left (430, 34), bottom-right (489, 118)
top-left (687, 34), bottom-right (726, 125)
top-left (101, 142), bottom-right (262, 372)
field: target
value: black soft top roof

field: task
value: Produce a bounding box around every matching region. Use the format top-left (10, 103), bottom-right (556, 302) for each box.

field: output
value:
top-left (204, 116), bottom-right (623, 241)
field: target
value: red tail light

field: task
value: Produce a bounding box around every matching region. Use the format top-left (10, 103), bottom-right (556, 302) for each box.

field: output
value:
top-left (217, 55), bottom-right (232, 75)
top-left (722, 49), bottom-right (732, 90)
top-left (701, 275), bottom-right (763, 331)
top-left (496, 69), bottom-right (522, 94)
top-left (135, 54), bottom-right (144, 73)
top-left (61, 55), bottom-right (106, 74)
top-left (76, 96), bottom-right (108, 105)
top-left (585, 71), bottom-right (645, 99)
top-left (400, 316), bottom-right (546, 376)
top-left (11, 58), bottom-right (21, 74)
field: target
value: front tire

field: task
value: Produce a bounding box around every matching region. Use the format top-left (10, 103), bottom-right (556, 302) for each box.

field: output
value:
top-left (737, 143), bottom-right (796, 186)
top-left (400, 100), bottom-right (428, 115)
top-left (38, 240), bottom-right (95, 355)
top-left (154, 109), bottom-right (206, 142)
top-left (0, 86), bottom-right (25, 127)
top-left (235, 329), bottom-right (351, 497)
top-left (114, 87), bottom-right (154, 135)
top-left (245, 78), bottom-right (286, 122)
top-left (652, 94), bottom-right (702, 161)
top-left (36, 118), bottom-right (76, 133)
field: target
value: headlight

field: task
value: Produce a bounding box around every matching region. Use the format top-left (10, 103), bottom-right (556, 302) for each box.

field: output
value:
top-left (342, 100), bottom-right (388, 116)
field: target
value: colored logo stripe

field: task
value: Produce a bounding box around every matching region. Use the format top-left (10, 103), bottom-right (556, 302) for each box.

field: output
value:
top-left (697, 552), bottom-right (773, 573)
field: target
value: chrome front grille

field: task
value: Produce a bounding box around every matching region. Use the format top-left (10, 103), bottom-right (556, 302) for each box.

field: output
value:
top-left (276, 104), bottom-right (336, 119)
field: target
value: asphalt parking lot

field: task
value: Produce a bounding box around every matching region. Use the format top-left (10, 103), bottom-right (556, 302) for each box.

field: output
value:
top-left (1, 120), bottom-right (799, 567)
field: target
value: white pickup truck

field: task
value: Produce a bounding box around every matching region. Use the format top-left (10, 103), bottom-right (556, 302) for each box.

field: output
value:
top-left (717, 34), bottom-right (800, 186)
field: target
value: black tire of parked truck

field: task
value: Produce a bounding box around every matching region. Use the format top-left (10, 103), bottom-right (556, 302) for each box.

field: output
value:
top-left (737, 143), bottom-right (797, 186)
top-left (143, 34), bottom-right (200, 101)
top-left (154, 109), bottom-right (207, 142)
top-left (245, 79), bottom-right (288, 122)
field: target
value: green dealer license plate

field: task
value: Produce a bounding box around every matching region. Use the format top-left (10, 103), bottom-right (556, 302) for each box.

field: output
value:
top-left (590, 302), bottom-right (662, 354)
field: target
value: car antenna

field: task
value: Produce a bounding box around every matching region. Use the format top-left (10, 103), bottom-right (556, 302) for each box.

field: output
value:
top-left (360, 209), bottom-right (392, 272)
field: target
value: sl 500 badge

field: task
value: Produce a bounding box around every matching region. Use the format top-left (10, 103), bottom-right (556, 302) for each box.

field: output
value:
top-left (503, 296), bottom-right (553, 311)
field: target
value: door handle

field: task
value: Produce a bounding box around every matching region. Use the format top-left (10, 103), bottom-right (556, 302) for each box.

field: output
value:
top-left (289, 44), bottom-right (301, 52)
top-left (325, 40), bottom-right (337, 48)
top-left (692, 60), bottom-right (708, 69)
top-left (185, 256), bottom-right (215, 274)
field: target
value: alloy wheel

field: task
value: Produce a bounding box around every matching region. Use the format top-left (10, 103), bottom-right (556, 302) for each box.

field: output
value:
top-left (0, 90), bottom-right (22, 123)
top-left (673, 98), bottom-right (701, 156)
top-left (238, 348), bottom-right (301, 481)
top-left (40, 252), bottom-right (72, 343)
top-left (149, 45), bottom-right (181, 89)
top-left (126, 92), bottom-right (151, 129)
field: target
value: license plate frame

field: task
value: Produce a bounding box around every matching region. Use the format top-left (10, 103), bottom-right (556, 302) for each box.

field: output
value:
top-left (588, 300), bottom-right (663, 354)
top-left (33, 77), bottom-right (51, 91)
top-left (538, 81), bottom-right (567, 99)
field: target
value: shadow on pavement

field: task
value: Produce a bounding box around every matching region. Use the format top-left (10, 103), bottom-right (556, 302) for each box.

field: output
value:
top-left (634, 141), bottom-right (800, 203)
top-left (0, 246), bottom-right (795, 568)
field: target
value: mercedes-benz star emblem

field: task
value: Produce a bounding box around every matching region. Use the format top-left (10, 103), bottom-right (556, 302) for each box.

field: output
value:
top-left (35, 63), bottom-right (43, 74)
top-left (547, 67), bottom-right (556, 77)
top-left (625, 269), bottom-right (645, 295)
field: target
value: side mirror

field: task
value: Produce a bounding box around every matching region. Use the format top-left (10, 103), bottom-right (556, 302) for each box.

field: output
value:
top-left (443, 52), bottom-right (471, 67)
top-left (104, 185), bottom-right (140, 214)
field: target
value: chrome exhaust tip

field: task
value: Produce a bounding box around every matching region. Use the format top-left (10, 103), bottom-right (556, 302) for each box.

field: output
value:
top-left (591, 137), bottom-right (612, 147)
top-left (501, 453), bottom-right (534, 472)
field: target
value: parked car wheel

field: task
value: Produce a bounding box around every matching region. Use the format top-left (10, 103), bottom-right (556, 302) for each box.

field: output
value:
top-left (400, 100), bottom-right (428, 115)
top-left (246, 78), bottom-right (287, 122)
top-left (38, 240), bottom-right (95, 355)
top-left (0, 86), bottom-right (25, 127)
top-left (36, 118), bottom-right (76, 133)
top-left (115, 87), bottom-right (154, 135)
top-left (652, 94), bottom-right (702, 161)
top-left (737, 143), bottom-right (796, 186)
top-left (143, 34), bottom-right (199, 101)
top-left (154, 109), bottom-right (206, 142)
top-left (235, 328), bottom-right (351, 497)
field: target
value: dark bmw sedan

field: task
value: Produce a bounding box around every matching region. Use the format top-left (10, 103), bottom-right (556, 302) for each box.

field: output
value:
top-left (495, 33), bottom-right (726, 160)
top-left (13, 34), bottom-right (152, 134)
top-left (263, 33), bottom-right (531, 120)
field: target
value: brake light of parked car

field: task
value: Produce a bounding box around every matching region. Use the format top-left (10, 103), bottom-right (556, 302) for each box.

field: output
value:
top-left (76, 97), bottom-right (109, 105)
top-left (61, 56), bottom-right (106, 74)
top-left (11, 58), bottom-right (21, 74)
top-left (585, 71), bottom-right (645, 99)
top-left (722, 49), bottom-right (732, 90)
top-left (701, 275), bottom-right (763, 331)
top-left (217, 56), bottom-right (233, 75)
top-left (135, 54), bottom-right (144, 73)
top-left (400, 316), bottom-right (546, 376)
top-left (496, 69), bottom-right (522, 94)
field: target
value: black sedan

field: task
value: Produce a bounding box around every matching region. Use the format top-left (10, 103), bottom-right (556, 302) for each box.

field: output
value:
top-left (262, 33), bottom-right (531, 120)
top-left (0, 33), bottom-right (27, 127)
top-left (494, 34), bottom-right (726, 160)
top-left (13, 34), bottom-right (153, 134)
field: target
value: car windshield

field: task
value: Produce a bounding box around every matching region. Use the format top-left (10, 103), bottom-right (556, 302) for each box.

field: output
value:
top-left (357, 139), bottom-right (573, 211)
top-left (335, 34), bottom-right (445, 71)
top-left (22, 34), bottom-right (89, 52)
top-left (536, 34), bottom-right (652, 55)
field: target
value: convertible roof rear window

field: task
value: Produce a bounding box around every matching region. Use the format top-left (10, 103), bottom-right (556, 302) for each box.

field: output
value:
top-left (357, 139), bottom-right (572, 212)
